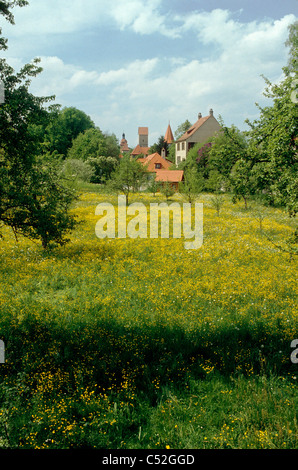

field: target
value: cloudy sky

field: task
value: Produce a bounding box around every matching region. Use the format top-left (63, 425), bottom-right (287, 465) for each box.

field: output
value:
top-left (1, 0), bottom-right (297, 148)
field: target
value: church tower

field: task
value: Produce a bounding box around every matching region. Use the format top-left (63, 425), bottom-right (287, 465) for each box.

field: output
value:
top-left (164, 123), bottom-right (174, 145)
top-left (120, 133), bottom-right (129, 154)
top-left (138, 127), bottom-right (149, 147)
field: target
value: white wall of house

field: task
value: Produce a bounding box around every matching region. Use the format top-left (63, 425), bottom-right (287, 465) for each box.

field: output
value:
top-left (175, 114), bottom-right (221, 166)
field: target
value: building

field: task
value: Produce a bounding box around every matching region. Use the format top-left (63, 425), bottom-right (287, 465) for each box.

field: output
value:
top-left (120, 133), bottom-right (130, 155)
top-left (138, 127), bottom-right (149, 147)
top-left (164, 123), bottom-right (174, 145)
top-left (131, 126), bottom-right (150, 157)
top-left (138, 152), bottom-right (172, 171)
top-left (175, 109), bottom-right (221, 165)
top-left (139, 152), bottom-right (184, 191)
top-left (155, 170), bottom-right (184, 190)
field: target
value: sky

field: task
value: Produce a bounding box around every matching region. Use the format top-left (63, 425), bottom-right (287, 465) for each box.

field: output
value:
top-left (1, 0), bottom-right (297, 148)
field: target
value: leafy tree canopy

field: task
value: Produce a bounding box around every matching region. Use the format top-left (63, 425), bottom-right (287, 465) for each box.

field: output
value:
top-left (45, 106), bottom-right (95, 158)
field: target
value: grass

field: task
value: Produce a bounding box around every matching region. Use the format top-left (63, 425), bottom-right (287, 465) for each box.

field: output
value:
top-left (0, 189), bottom-right (297, 449)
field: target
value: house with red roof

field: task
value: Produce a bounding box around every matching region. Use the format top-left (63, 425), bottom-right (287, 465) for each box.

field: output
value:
top-left (138, 152), bottom-right (184, 191)
top-left (175, 109), bottom-right (221, 165)
top-left (155, 170), bottom-right (184, 190)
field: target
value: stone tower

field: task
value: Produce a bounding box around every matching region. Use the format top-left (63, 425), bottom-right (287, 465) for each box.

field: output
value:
top-left (138, 127), bottom-right (148, 147)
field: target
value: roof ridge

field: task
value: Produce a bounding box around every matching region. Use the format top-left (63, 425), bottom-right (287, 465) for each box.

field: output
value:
top-left (177, 114), bottom-right (211, 142)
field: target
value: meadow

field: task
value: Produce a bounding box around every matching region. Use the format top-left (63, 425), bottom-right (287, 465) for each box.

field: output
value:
top-left (0, 187), bottom-right (297, 449)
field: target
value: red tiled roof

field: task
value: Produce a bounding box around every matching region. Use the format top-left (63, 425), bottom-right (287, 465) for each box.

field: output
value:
top-left (177, 115), bottom-right (211, 142)
top-left (138, 127), bottom-right (148, 135)
top-left (140, 153), bottom-right (172, 171)
top-left (131, 145), bottom-right (150, 156)
top-left (155, 170), bottom-right (184, 183)
top-left (164, 124), bottom-right (174, 144)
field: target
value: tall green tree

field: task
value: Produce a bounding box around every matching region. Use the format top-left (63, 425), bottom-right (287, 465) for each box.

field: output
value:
top-left (67, 127), bottom-right (107, 161)
top-left (0, 2), bottom-right (77, 248)
top-left (244, 21), bottom-right (298, 215)
top-left (45, 106), bottom-right (95, 157)
top-left (108, 156), bottom-right (149, 205)
top-left (150, 135), bottom-right (169, 156)
top-left (179, 167), bottom-right (204, 203)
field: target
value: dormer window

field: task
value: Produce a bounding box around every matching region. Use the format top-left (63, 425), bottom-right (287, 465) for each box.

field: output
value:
top-left (155, 163), bottom-right (161, 169)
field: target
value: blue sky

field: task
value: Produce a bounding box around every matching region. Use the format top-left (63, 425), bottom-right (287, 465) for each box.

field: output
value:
top-left (1, 0), bottom-right (297, 148)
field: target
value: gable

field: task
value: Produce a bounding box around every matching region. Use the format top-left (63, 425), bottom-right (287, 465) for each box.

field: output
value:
top-left (177, 112), bottom-right (221, 144)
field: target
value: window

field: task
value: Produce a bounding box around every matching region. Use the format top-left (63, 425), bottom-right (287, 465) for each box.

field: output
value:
top-left (177, 143), bottom-right (180, 151)
top-left (182, 142), bottom-right (185, 150)
top-left (155, 163), bottom-right (161, 169)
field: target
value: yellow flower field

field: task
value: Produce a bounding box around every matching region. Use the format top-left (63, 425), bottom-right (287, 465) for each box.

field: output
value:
top-left (0, 190), bottom-right (297, 449)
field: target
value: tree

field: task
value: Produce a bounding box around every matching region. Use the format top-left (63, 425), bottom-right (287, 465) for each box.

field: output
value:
top-left (45, 106), bottom-right (95, 157)
top-left (147, 177), bottom-right (160, 196)
top-left (67, 127), bottom-right (107, 161)
top-left (150, 135), bottom-right (168, 156)
top-left (179, 168), bottom-right (204, 204)
top-left (285, 20), bottom-right (298, 74)
top-left (104, 132), bottom-right (120, 159)
top-left (244, 21), bottom-right (298, 215)
top-left (174, 120), bottom-right (192, 140)
top-left (208, 123), bottom-right (248, 179)
top-left (87, 156), bottom-right (118, 184)
top-left (108, 156), bottom-right (149, 205)
top-left (160, 181), bottom-right (175, 201)
top-left (229, 158), bottom-right (256, 209)
top-left (1, 155), bottom-right (78, 248)
top-left (0, 1), bottom-right (28, 50)
top-left (0, 2), bottom-right (77, 248)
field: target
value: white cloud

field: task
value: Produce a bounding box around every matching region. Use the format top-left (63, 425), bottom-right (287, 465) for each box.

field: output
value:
top-left (5, 0), bottom-right (179, 38)
top-left (96, 58), bottom-right (159, 87)
top-left (4, 4), bottom-right (296, 145)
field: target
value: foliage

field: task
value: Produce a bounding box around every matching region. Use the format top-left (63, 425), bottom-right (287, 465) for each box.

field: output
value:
top-left (0, 2), bottom-right (77, 248)
top-left (0, 0), bottom-right (28, 50)
top-left (107, 155), bottom-right (150, 205)
top-left (67, 127), bottom-right (107, 161)
top-left (62, 158), bottom-right (95, 184)
top-left (229, 158), bottom-right (256, 209)
top-left (149, 135), bottom-right (168, 156)
top-left (285, 20), bottom-right (298, 74)
top-left (147, 177), bottom-right (161, 196)
top-left (179, 167), bottom-right (204, 203)
top-left (210, 192), bottom-right (225, 216)
top-left (67, 128), bottom-right (120, 164)
top-left (87, 155), bottom-right (118, 184)
top-left (166, 143), bottom-right (176, 164)
top-left (104, 132), bottom-right (121, 159)
top-left (45, 107), bottom-right (95, 158)
top-left (174, 119), bottom-right (192, 140)
top-left (208, 124), bottom-right (248, 179)
top-left (160, 181), bottom-right (175, 201)
top-left (245, 73), bottom-right (298, 215)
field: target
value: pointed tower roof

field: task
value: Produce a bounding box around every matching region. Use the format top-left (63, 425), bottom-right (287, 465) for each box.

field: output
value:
top-left (164, 123), bottom-right (174, 144)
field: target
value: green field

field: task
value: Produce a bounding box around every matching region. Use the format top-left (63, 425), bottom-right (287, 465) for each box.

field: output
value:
top-left (0, 188), bottom-right (297, 449)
